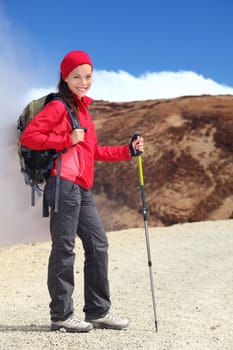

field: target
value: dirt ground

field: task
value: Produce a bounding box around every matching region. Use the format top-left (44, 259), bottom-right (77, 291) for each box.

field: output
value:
top-left (0, 220), bottom-right (233, 350)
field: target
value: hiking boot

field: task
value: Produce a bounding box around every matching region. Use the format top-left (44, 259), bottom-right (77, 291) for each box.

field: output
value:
top-left (86, 313), bottom-right (129, 330)
top-left (51, 315), bottom-right (93, 333)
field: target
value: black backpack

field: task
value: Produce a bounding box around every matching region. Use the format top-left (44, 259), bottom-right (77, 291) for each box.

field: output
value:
top-left (17, 92), bottom-right (84, 215)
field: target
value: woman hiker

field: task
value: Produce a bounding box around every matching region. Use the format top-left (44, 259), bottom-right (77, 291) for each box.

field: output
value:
top-left (20, 50), bottom-right (144, 333)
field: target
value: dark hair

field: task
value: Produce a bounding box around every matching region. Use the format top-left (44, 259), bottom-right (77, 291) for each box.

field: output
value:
top-left (57, 74), bottom-right (78, 115)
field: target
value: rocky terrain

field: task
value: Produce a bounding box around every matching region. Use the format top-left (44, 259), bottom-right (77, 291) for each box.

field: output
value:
top-left (89, 94), bottom-right (233, 231)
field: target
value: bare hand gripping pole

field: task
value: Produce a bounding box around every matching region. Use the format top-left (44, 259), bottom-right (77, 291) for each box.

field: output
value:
top-left (137, 154), bottom-right (158, 332)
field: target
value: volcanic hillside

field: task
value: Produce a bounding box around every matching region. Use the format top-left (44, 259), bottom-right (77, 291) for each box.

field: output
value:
top-left (89, 95), bottom-right (233, 231)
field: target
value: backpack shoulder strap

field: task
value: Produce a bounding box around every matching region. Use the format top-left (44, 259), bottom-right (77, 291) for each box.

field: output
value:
top-left (44, 93), bottom-right (83, 130)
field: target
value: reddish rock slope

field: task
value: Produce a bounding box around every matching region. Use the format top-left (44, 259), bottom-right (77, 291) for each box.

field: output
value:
top-left (89, 95), bottom-right (233, 230)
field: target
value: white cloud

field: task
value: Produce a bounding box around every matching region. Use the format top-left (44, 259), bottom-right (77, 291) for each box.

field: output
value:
top-left (0, 10), bottom-right (50, 246)
top-left (90, 70), bottom-right (233, 102)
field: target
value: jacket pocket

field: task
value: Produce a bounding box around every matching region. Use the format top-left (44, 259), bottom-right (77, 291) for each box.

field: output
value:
top-left (59, 147), bottom-right (84, 180)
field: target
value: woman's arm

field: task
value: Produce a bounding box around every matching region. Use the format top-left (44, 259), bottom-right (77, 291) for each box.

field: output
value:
top-left (20, 101), bottom-right (73, 151)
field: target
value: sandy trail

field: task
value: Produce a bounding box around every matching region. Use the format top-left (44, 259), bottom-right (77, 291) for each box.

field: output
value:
top-left (0, 220), bottom-right (232, 350)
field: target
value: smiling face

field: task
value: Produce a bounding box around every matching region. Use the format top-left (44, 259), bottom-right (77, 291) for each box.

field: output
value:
top-left (65, 64), bottom-right (93, 99)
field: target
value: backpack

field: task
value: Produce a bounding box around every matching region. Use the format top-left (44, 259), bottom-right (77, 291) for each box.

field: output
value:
top-left (17, 92), bottom-right (82, 215)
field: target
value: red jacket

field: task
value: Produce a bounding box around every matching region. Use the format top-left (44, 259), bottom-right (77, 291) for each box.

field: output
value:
top-left (20, 95), bottom-right (132, 189)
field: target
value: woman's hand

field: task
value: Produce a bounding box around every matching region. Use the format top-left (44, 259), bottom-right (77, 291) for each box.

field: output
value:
top-left (71, 128), bottom-right (85, 145)
top-left (129, 133), bottom-right (144, 156)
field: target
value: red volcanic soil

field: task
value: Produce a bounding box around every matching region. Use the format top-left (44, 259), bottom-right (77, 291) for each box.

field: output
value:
top-left (89, 95), bottom-right (233, 231)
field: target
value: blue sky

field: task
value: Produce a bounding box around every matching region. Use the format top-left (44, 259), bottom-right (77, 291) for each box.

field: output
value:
top-left (2, 0), bottom-right (233, 84)
top-left (1, 0), bottom-right (233, 103)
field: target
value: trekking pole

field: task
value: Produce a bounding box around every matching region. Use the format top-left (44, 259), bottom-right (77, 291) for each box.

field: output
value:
top-left (137, 154), bottom-right (158, 332)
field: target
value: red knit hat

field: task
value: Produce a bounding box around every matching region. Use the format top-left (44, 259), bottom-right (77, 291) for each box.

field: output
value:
top-left (60, 50), bottom-right (93, 80)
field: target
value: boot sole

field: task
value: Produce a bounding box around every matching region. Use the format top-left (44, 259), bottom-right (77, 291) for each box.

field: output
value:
top-left (89, 321), bottom-right (128, 330)
top-left (51, 324), bottom-right (93, 333)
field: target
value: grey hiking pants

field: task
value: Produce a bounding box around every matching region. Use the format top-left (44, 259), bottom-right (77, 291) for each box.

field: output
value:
top-left (44, 176), bottom-right (111, 322)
